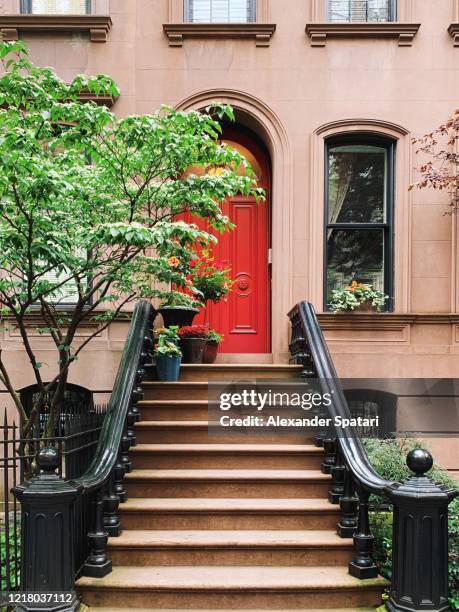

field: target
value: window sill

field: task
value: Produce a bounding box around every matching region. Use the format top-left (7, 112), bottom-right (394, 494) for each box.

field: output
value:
top-left (448, 23), bottom-right (459, 46)
top-left (0, 14), bottom-right (112, 42)
top-left (163, 22), bottom-right (276, 47)
top-left (305, 22), bottom-right (420, 47)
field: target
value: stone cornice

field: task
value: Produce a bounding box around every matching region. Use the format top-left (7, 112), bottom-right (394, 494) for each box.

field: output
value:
top-left (0, 14), bottom-right (112, 43)
top-left (317, 313), bottom-right (459, 330)
top-left (305, 22), bottom-right (420, 47)
top-left (163, 22), bottom-right (276, 47)
top-left (448, 23), bottom-right (459, 46)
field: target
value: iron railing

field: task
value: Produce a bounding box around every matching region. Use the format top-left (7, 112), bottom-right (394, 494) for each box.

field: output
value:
top-left (0, 402), bottom-right (106, 602)
top-left (7, 300), bottom-right (154, 611)
top-left (288, 301), bottom-right (458, 612)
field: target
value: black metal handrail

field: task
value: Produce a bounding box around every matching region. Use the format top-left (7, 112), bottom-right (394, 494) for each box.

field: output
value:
top-left (288, 301), bottom-right (457, 612)
top-left (12, 300), bottom-right (155, 611)
top-left (74, 300), bottom-right (153, 493)
top-left (290, 301), bottom-right (394, 494)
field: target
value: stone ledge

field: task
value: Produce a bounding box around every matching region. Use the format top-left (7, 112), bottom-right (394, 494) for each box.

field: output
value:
top-left (77, 88), bottom-right (119, 107)
top-left (305, 22), bottom-right (420, 47)
top-left (0, 14), bottom-right (112, 43)
top-left (317, 313), bottom-right (459, 331)
top-left (163, 22), bottom-right (276, 47)
top-left (448, 23), bottom-right (459, 46)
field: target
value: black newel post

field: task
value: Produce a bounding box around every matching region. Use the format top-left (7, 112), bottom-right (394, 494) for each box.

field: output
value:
top-left (13, 447), bottom-right (81, 612)
top-left (386, 449), bottom-right (458, 612)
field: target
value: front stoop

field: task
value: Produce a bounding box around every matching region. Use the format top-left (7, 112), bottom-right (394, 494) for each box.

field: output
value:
top-left (77, 363), bottom-right (388, 610)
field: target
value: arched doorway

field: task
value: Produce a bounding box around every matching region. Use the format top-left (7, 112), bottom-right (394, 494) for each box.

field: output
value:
top-left (191, 125), bottom-right (271, 354)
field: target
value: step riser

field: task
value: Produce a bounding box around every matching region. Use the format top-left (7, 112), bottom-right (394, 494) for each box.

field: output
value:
top-left (78, 587), bottom-right (384, 609)
top-left (108, 548), bottom-right (353, 567)
top-left (131, 454), bottom-right (323, 470)
top-left (143, 388), bottom-right (209, 401)
top-left (118, 512), bottom-right (340, 531)
top-left (125, 481), bottom-right (331, 499)
top-left (145, 366), bottom-right (302, 382)
top-left (138, 405), bottom-right (210, 421)
top-left (134, 429), bottom-right (316, 445)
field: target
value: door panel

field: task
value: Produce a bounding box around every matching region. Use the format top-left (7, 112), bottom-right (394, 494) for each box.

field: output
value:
top-left (185, 129), bottom-right (270, 354)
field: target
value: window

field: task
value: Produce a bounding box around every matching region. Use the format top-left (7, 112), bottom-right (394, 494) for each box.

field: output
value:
top-left (325, 136), bottom-right (394, 310)
top-left (184, 0), bottom-right (256, 23)
top-left (327, 0), bottom-right (395, 22)
top-left (21, 0), bottom-right (90, 14)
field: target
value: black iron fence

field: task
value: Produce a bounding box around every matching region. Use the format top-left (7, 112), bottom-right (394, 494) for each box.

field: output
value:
top-left (0, 402), bottom-right (107, 598)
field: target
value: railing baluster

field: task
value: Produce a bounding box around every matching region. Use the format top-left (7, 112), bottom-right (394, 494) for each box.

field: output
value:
top-left (337, 467), bottom-right (358, 538)
top-left (328, 444), bottom-right (346, 504)
top-left (348, 485), bottom-right (378, 578)
top-left (113, 450), bottom-right (127, 503)
top-left (83, 487), bottom-right (112, 577)
top-left (103, 470), bottom-right (120, 537)
top-left (321, 432), bottom-right (336, 473)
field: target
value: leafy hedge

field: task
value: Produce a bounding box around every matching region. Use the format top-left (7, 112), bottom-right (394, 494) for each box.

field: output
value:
top-left (363, 438), bottom-right (459, 610)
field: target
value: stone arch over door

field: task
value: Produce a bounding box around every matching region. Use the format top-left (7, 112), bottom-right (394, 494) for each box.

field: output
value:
top-left (175, 89), bottom-right (293, 361)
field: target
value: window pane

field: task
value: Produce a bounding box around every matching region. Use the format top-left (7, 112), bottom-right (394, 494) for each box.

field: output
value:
top-left (186, 0), bottom-right (254, 23)
top-left (31, 0), bottom-right (88, 13)
top-left (326, 228), bottom-right (384, 302)
top-left (327, 144), bottom-right (387, 224)
top-left (328, 0), bottom-right (392, 22)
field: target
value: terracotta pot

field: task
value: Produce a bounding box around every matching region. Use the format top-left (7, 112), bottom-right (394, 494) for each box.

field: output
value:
top-left (180, 337), bottom-right (206, 363)
top-left (158, 306), bottom-right (199, 328)
top-left (352, 299), bottom-right (376, 313)
top-left (202, 341), bottom-right (219, 364)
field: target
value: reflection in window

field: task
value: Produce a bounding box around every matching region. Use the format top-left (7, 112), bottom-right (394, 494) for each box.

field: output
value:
top-left (184, 0), bottom-right (256, 23)
top-left (21, 0), bottom-right (90, 14)
top-left (328, 0), bottom-right (395, 22)
top-left (325, 138), bottom-right (394, 309)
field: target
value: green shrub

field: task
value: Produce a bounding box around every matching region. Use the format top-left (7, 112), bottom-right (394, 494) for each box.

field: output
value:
top-left (363, 437), bottom-right (459, 609)
top-left (0, 526), bottom-right (21, 590)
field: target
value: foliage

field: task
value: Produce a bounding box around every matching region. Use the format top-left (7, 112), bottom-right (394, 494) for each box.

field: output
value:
top-left (178, 324), bottom-right (209, 338)
top-left (364, 437), bottom-right (459, 608)
top-left (0, 527), bottom-right (20, 590)
top-left (154, 325), bottom-right (180, 341)
top-left (154, 337), bottom-right (182, 358)
top-left (329, 281), bottom-right (387, 312)
top-left (189, 255), bottom-right (233, 304)
top-left (206, 328), bottom-right (223, 343)
top-left (0, 40), bottom-right (261, 439)
top-left (410, 109), bottom-right (459, 213)
top-left (159, 291), bottom-right (202, 309)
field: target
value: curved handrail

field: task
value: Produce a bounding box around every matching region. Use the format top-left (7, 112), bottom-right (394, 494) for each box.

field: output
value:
top-left (290, 301), bottom-right (396, 495)
top-left (73, 300), bottom-right (153, 493)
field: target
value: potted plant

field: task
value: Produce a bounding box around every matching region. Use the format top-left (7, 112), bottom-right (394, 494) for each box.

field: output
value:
top-left (190, 257), bottom-right (233, 305)
top-left (178, 324), bottom-right (208, 364)
top-left (203, 329), bottom-right (223, 364)
top-left (154, 325), bottom-right (180, 346)
top-left (329, 281), bottom-right (387, 313)
top-left (154, 338), bottom-right (182, 381)
top-left (158, 291), bottom-right (202, 328)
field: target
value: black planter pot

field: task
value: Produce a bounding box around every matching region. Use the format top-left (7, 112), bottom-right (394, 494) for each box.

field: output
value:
top-left (180, 337), bottom-right (206, 364)
top-left (158, 306), bottom-right (199, 328)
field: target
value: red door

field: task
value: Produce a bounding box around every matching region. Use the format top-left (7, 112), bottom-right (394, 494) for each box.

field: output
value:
top-left (194, 130), bottom-right (270, 354)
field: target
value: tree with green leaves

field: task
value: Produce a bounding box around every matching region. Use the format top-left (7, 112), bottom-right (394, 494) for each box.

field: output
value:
top-left (0, 40), bottom-right (262, 440)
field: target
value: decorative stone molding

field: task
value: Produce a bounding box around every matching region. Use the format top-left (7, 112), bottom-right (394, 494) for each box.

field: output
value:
top-left (305, 22), bottom-right (420, 46)
top-left (0, 14), bottom-right (112, 42)
top-left (448, 23), bottom-right (459, 46)
top-left (311, 0), bottom-right (413, 21)
top-left (163, 23), bottom-right (276, 47)
top-left (309, 118), bottom-right (412, 314)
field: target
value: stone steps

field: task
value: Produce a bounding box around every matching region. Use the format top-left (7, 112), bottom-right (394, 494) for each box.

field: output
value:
top-left (117, 497), bottom-right (341, 531)
top-left (145, 363), bottom-right (303, 381)
top-left (130, 443), bottom-right (324, 470)
top-left (107, 529), bottom-right (354, 567)
top-left (124, 468), bottom-right (332, 499)
top-left (78, 565), bottom-right (387, 609)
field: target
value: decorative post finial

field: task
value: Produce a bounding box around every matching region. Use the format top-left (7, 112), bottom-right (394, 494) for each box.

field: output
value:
top-left (406, 448), bottom-right (433, 475)
top-left (37, 446), bottom-right (60, 476)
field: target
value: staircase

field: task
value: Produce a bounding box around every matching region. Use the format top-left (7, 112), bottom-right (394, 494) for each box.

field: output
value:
top-left (77, 363), bottom-right (387, 610)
